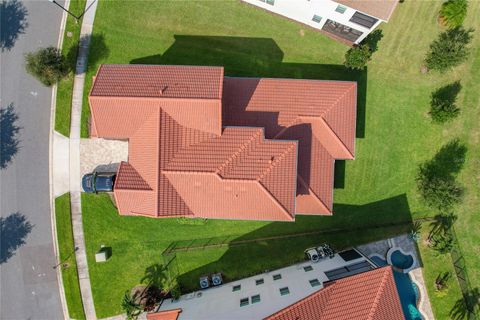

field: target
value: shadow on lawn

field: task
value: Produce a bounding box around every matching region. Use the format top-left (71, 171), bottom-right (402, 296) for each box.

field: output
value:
top-left (130, 35), bottom-right (367, 139)
top-left (171, 194), bottom-right (414, 292)
top-left (131, 35), bottom-right (366, 191)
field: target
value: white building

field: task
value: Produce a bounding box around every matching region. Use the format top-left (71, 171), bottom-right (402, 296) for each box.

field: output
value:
top-left (241, 0), bottom-right (399, 44)
top-left (151, 250), bottom-right (405, 320)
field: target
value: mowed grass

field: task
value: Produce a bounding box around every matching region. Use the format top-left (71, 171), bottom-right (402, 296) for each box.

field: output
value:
top-left (80, 0), bottom-right (480, 317)
top-left (55, 194), bottom-right (85, 319)
top-left (55, 0), bottom-right (86, 137)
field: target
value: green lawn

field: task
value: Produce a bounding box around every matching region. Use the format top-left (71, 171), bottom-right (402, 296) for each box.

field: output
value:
top-left (55, 194), bottom-right (85, 319)
top-left (80, 0), bottom-right (480, 318)
top-left (54, 0), bottom-right (87, 137)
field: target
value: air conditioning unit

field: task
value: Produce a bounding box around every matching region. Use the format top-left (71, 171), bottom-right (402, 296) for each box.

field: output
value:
top-left (305, 248), bottom-right (320, 263)
top-left (199, 276), bottom-right (209, 289)
top-left (211, 273), bottom-right (223, 286)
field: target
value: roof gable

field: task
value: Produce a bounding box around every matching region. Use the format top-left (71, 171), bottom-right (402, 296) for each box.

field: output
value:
top-left (265, 266), bottom-right (404, 320)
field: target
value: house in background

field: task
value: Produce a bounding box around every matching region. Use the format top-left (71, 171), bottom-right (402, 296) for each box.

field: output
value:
top-left (242, 0), bottom-right (399, 44)
top-left (88, 64), bottom-right (357, 221)
top-left (151, 255), bottom-right (405, 320)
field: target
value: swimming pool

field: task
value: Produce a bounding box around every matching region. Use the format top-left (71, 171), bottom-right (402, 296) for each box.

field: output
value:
top-left (394, 271), bottom-right (423, 320)
top-left (369, 256), bottom-right (422, 320)
top-left (391, 250), bottom-right (414, 270)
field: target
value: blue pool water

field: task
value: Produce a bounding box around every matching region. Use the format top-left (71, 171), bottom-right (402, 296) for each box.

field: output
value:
top-left (391, 250), bottom-right (414, 270)
top-left (369, 256), bottom-right (422, 320)
top-left (394, 271), bottom-right (423, 320)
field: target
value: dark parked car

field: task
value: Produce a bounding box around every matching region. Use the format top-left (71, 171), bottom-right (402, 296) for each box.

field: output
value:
top-left (82, 172), bottom-right (116, 193)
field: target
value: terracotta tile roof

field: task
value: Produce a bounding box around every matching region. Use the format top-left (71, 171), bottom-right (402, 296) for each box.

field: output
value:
top-left (147, 309), bottom-right (182, 320)
top-left (90, 64), bottom-right (223, 99)
top-left (334, 0), bottom-right (399, 21)
top-left (223, 77), bottom-right (356, 214)
top-left (89, 65), bottom-right (356, 220)
top-left (265, 266), bottom-right (404, 320)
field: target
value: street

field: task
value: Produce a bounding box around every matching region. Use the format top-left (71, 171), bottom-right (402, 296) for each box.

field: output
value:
top-left (1, 0), bottom-right (65, 319)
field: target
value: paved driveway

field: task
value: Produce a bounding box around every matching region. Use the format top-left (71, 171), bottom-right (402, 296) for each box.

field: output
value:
top-left (0, 1), bottom-right (65, 319)
top-left (80, 138), bottom-right (128, 179)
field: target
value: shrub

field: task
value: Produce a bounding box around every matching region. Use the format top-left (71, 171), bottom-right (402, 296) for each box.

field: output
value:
top-left (25, 47), bottom-right (68, 86)
top-left (344, 44), bottom-right (372, 70)
top-left (416, 173), bottom-right (463, 211)
top-left (425, 27), bottom-right (474, 72)
top-left (121, 291), bottom-right (142, 320)
top-left (430, 81), bottom-right (462, 123)
top-left (439, 0), bottom-right (468, 28)
top-left (432, 232), bottom-right (454, 254)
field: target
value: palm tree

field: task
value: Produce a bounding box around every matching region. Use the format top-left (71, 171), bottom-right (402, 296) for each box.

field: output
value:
top-left (428, 212), bottom-right (457, 241)
top-left (121, 291), bottom-right (142, 320)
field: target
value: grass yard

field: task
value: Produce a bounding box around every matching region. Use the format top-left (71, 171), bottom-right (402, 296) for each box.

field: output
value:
top-left (55, 193), bottom-right (85, 319)
top-left (79, 0), bottom-right (480, 318)
top-left (54, 0), bottom-right (87, 137)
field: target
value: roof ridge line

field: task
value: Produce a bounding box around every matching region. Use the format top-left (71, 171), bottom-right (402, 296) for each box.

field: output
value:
top-left (324, 83), bottom-right (356, 116)
top-left (215, 129), bottom-right (262, 174)
top-left (272, 117), bottom-right (301, 139)
top-left (316, 116), bottom-right (354, 159)
top-left (297, 175), bottom-right (332, 212)
top-left (258, 143), bottom-right (296, 181)
top-left (256, 182), bottom-right (294, 220)
top-left (155, 109), bottom-right (163, 216)
top-left (366, 268), bottom-right (391, 320)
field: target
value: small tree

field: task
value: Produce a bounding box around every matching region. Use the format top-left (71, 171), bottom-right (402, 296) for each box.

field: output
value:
top-left (417, 173), bottom-right (463, 211)
top-left (25, 47), bottom-right (68, 86)
top-left (432, 232), bottom-right (454, 254)
top-left (439, 0), bottom-right (468, 28)
top-left (435, 272), bottom-right (451, 291)
top-left (121, 291), bottom-right (142, 320)
top-left (344, 44), bottom-right (372, 70)
top-left (425, 27), bottom-right (474, 72)
top-left (430, 81), bottom-right (462, 123)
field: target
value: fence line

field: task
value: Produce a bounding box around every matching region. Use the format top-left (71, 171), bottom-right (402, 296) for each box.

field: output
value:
top-left (450, 226), bottom-right (479, 319)
top-left (162, 220), bottom-right (412, 255)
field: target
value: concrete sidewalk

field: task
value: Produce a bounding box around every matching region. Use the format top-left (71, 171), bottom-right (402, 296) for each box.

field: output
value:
top-left (68, 0), bottom-right (99, 319)
top-left (53, 131), bottom-right (70, 197)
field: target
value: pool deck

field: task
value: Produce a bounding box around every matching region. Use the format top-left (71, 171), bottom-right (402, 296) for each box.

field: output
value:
top-left (356, 234), bottom-right (434, 320)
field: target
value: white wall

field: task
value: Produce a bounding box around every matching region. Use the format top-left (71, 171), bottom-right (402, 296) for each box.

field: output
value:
top-left (242, 0), bottom-right (383, 44)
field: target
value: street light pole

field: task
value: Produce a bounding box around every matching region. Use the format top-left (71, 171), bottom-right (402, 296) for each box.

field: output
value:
top-left (48, 0), bottom-right (80, 23)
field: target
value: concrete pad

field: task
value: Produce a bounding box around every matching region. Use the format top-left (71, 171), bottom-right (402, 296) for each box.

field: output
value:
top-left (53, 131), bottom-right (70, 197)
top-left (80, 138), bottom-right (128, 181)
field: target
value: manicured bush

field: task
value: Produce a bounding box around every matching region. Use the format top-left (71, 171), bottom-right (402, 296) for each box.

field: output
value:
top-left (344, 44), bottom-right (372, 70)
top-left (417, 173), bottom-right (463, 211)
top-left (430, 81), bottom-right (462, 123)
top-left (425, 27), bottom-right (474, 72)
top-left (25, 46), bottom-right (68, 86)
top-left (439, 0), bottom-right (468, 28)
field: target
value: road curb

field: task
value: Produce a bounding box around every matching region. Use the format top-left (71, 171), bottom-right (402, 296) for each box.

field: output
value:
top-left (49, 1), bottom-right (71, 319)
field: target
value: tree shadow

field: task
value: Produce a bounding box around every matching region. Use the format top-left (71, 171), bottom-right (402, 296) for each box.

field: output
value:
top-left (0, 0), bottom-right (28, 52)
top-left (431, 81), bottom-right (462, 108)
top-left (68, 33), bottom-right (109, 74)
top-left (141, 263), bottom-right (167, 288)
top-left (450, 287), bottom-right (480, 320)
top-left (428, 212), bottom-right (457, 240)
top-left (171, 194), bottom-right (413, 292)
top-left (420, 139), bottom-right (467, 180)
top-left (1, 103), bottom-right (21, 170)
top-left (0, 212), bottom-right (33, 264)
top-left (430, 81), bottom-right (462, 122)
top-left (130, 35), bottom-right (367, 139)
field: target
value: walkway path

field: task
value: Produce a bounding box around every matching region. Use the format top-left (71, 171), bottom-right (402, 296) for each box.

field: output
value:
top-left (69, 0), bottom-right (99, 319)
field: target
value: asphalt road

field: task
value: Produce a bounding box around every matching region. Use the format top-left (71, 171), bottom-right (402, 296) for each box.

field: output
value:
top-left (1, 0), bottom-right (65, 319)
